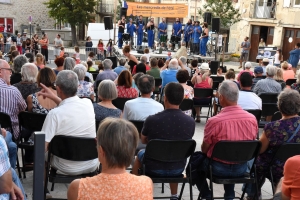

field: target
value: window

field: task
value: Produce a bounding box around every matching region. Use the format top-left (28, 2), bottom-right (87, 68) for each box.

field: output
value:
top-left (295, 0), bottom-right (300, 6)
top-left (296, 31), bottom-right (300, 38)
top-left (252, 26), bottom-right (259, 34)
top-left (269, 27), bottom-right (274, 36)
top-left (285, 30), bottom-right (291, 37)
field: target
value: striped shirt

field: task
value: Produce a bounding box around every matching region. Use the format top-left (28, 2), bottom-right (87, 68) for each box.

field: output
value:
top-left (0, 78), bottom-right (27, 139)
top-left (253, 77), bottom-right (282, 96)
top-left (0, 135), bottom-right (11, 199)
top-left (204, 105), bottom-right (258, 159)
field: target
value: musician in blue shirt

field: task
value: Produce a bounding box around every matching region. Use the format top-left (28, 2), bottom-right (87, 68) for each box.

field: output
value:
top-left (127, 18), bottom-right (136, 47)
top-left (158, 18), bottom-right (167, 41)
top-left (172, 18), bottom-right (182, 37)
top-left (146, 17), bottom-right (155, 48)
top-left (136, 15), bottom-right (145, 46)
top-left (192, 21), bottom-right (202, 55)
top-left (184, 19), bottom-right (193, 48)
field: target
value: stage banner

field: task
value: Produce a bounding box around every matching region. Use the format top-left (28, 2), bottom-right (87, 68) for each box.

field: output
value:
top-left (126, 2), bottom-right (188, 18)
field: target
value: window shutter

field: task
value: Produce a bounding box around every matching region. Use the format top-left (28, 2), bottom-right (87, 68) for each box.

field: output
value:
top-left (283, 0), bottom-right (290, 7)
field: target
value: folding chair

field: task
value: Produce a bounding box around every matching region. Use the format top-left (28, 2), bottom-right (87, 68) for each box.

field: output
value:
top-left (154, 78), bottom-right (162, 102)
top-left (271, 111), bottom-right (282, 122)
top-left (258, 93), bottom-right (279, 128)
top-left (210, 76), bottom-right (225, 84)
top-left (245, 109), bottom-right (262, 139)
top-left (44, 135), bottom-right (98, 198)
top-left (269, 143), bottom-right (300, 194)
top-left (193, 88), bottom-right (214, 121)
top-left (112, 97), bottom-right (134, 110)
top-left (198, 140), bottom-right (262, 200)
top-left (140, 139), bottom-right (196, 200)
top-left (187, 80), bottom-right (194, 88)
top-left (180, 99), bottom-right (194, 117)
top-left (0, 112), bottom-right (22, 178)
top-left (94, 80), bottom-right (102, 102)
top-left (18, 111), bottom-right (47, 178)
top-left (285, 78), bottom-right (296, 86)
top-left (90, 72), bottom-right (98, 81)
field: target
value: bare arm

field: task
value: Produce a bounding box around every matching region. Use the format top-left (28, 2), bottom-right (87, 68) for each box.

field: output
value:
top-left (141, 134), bottom-right (148, 144)
top-left (10, 182), bottom-right (24, 200)
top-left (67, 179), bottom-right (80, 200)
top-left (160, 59), bottom-right (170, 71)
top-left (129, 54), bottom-right (139, 64)
top-left (259, 132), bottom-right (269, 154)
top-left (201, 141), bottom-right (210, 154)
top-left (0, 169), bottom-right (12, 194)
top-left (26, 95), bottom-right (33, 112)
top-left (37, 83), bottom-right (62, 105)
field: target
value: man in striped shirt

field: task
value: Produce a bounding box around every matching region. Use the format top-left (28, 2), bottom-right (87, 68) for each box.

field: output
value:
top-left (196, 80), bottom-right (258, 199)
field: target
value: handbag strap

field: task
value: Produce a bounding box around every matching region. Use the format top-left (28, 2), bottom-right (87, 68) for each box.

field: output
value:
top-left (287, 123), bottom-right (300, 143)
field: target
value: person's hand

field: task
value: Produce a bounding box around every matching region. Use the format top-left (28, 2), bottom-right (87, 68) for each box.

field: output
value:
top-left (165, 59), bottom-right (170, 66)
top-left (37, 83), bottom-right (61, 105)
top-left (10, 183), bottom-right (24, 200)
top-left (195, 68), bottom-right (200, 75)
top-left (178, 58), bottom-right (183, 66)
top-left (1, 128), bottom-right (6, 138)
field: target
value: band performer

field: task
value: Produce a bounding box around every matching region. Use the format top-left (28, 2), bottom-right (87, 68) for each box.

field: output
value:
top-left (127, 18), bottom-right (136, 48)
top-left (118, 15), bottom-right (126, 48)
top-left (146, 18), bottom-right (155, 49)
top-left (136, 15), bottom-right (145, 46)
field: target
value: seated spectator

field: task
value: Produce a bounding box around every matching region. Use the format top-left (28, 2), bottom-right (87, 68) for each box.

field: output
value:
top-left (27, 67), bottom-right (57, 114)
top-left (238, 72), bottom-right (262, 110)
top-left (190, 59), bottom-right (198, 77)
top-left (194, 80), bottom-right (257, 199)
top-left (253, 65), bottom-right (281, 96)
top-left (53, 57), bottom-right (64, 75)
top-left (63, 57), bottom-right (76, 70)
top-left (252, 66), bottom-right (264, 88)
top-left (261, 58), bottom-right (269, 76)
top-left (94, 59), bottom-right (118, 86)
top-left (39, 70), bottom-right (98, 197)
top-left (147, 58), bottom-right (160, 79)
top-left (237, 61), bottom-right (254, 81)
top-left (225, 70), bottom-right (240, 89)
top-left (281, 61), bottom-right (295, 82)
top-left (177, 69), bottom-right (194, 116)
top-left (245, 89), bottom-right (300, 199)
top-left (11, 55), bottom-right (28, 85)
top-left (179, 56), bottom-right (191, 76)
top-left (132, 82), bottom-right (195, 200)
top-left (67, 118), bottom-right (153, 200)
top-left (274, 68), bottom-right (286, 90)
top-left (87, 60), bottom-right (96, 72)
top-left (98, 62), bottom-right (104, 73)
top-left (114, 58), bottom-right (127, 75)
top-left (24, 52), bottom-right (34, 63)
top-left (157, 59), bottom-right (164, 69)
top-left (87, 51), bottom-right (95, 62)
top-left (291, 70), bottom-right (300, 92)
top-left (35, 53), bottom-right (45, 70)
top-left (13, 63), bottom-right (40, 100)
top-left (73, 64), bottom-right (94, 100)
top-left (132, 72), bottom-right (144, 93)
top-left (123, 74), bottom-right (164, 120)
top-left (116, 70), bottom-right (138, 98)
top-left (132, 56), bottom-right (150, 75)
top-left (160, 59), bottom-right (185, 88)
top-left (93, 80), bottom-right (121, 122)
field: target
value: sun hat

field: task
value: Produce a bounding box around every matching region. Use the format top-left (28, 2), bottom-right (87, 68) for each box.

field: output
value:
top-left (262, 58), bottom-right (269, 62)
top-left (200, 63), bottom-right (210, 70)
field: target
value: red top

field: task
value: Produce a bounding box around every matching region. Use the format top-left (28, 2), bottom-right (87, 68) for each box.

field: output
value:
top-left (98, 43), bottom-right (104, 52)
top-left (194, 75), bottom-right (212, 88)
top-left (132, 65), bottom-right (151, 75)
top-left (117, 86), bottom-right (138, 98)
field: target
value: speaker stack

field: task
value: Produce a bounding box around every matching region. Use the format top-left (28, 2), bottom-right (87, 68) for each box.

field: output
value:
top-left (210, 61), bottom-right (220, 75)
top-left (104, 16), bottom-right (113, 30)
top-left (120, 8), bottom-right (127, 19)
top-left (107, 56), bottom-right (118, 69)
top-left (203, 12), bottom-right (212, 25)
top-left (212, 18), bottom-right (220, 33)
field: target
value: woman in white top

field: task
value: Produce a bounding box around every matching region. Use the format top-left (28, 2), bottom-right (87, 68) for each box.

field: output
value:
top-left (53, 34), bottom-right (63, 58)
top-left (143, 48), bottom-right (151, 63)
top-left (274, 49), bottom-right (283, 67)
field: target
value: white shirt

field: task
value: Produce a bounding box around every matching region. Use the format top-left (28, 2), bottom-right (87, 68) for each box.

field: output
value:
top-left (122, 97), bottom-right (164, 121)
top-left (238, 90), bottom-right (262, 110)
top-left (42, 96), bottom-right (98, 175)
top-left (143, 53), bottom-right (151, 63)
top-left (274, 53), bottom-right (280, 64)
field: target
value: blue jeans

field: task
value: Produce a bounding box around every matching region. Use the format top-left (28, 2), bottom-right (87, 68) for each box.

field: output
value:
top-left (5, 131), bottom-right (17, 168)
top-left (201, 37), bottom-right (208, 56)
top-left (147, 30), bottom-right (154, 48)
top-left (12, 168), bottom-right (27, 199)
top-left (118, 32), bottom-right (123, 48)
top-left (137, 32), bottom-right (143, 45)
top-left (196, 158), bottom-right (248, 200)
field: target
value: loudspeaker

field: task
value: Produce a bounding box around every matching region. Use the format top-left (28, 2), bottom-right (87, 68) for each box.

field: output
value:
top-left (204, 12), bottom-right (212, 25)
top-left (212, 18), bottom-right (220, 33)
top-left (107, 56), bottom-right (118, 69)
top-left (137, 45), bottom-right (147, 54)
top-left (210, 61), bottom-right (220, 75)
top-left (104, 16), bottom-right (113, 30)
top-left (120, 8), bottom-right (127, 19)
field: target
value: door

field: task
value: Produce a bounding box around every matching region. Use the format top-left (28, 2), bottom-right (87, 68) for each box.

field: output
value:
top-left (282, 28), bottom-right (300, 61)
top-left (266, 27), bottom-right (274, 45)
top-left (249, 25), bottom-right (260, 61)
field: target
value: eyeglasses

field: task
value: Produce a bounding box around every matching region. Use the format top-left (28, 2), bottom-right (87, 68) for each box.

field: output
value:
top-left (0, 68), bottom-right (13, 72)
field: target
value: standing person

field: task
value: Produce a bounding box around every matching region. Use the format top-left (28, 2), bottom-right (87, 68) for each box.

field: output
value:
top-left (53, 34), bottom-right (63, 59)
top-left (5, 34), bottom-right (11, 53)
top-left (192, 21), bottom-right (202, 55)
top-left (239, 36), bottom-right (251, 69)
top-left (136, 15), bottom-right (145, 46)
top-left (158, 18), bottom-right (167, 43)
top-left (118, 15), bottom-right (126, 49)
top-left (31, 34), bottom-right (39, 56)
top-left (200, 22), bottom-right (209, 56)
top-left (146, 17), bottom-right (155, 49)
top-left (123, 45), bottom-right (139, 72)
top-left (172, 18), bottom-right (182, 37)
top-left (106, 39), bottom-right (113, 57)
top-left (16, 33), bottom-right (22, 54)
top-left (184, 19), bottom-right (192, 48)
top-left (85, 36), bottom-right (93, 55)
top-left (126, 18), bottom-right (136, 48)
top-left (288, 43), bottom-right (300, 74)
top-left (274, 49), bottom-right (283, 67)
top-left (97, 39), bottom-right (104, 60)
top-left (40, 33), bottom-right (49, 64)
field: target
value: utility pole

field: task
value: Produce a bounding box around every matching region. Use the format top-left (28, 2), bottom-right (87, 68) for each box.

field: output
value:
top-left (113, 0), bottom-right (118, 44)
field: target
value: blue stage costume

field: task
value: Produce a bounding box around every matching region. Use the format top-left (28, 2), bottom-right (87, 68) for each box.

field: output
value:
top-left (127, 22), bottom-right (136, 46)
top-left (173, 22), bottom-right (182, 37)
top-left (193, 25), bottom-right (202, 54)
top-left (184, 23), bottom-right (193, 44)
top-left (200, 28), bottom-right (209, 56)
top-left (158, 21), bottom-right (167, 41)
top-left (147, 22), bottom-right (155, 48)
top-left (136, 20), bottom-right (145, 46)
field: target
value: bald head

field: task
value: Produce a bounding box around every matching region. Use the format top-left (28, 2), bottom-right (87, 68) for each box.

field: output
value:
top-left (219, 80), bottom-right (239, 105)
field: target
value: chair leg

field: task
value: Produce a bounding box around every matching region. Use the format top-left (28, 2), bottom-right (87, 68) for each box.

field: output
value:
top-left (254, 164), bottom-right (260, 200)
top-left (161, 183), bottom-right (164, 193)
top-left (178, 183), bottom-right (185, 199)
top-left (21, 148), bottom-right (26, 178)
top-left (51, 183), bottom-right (54, 191)
top-left (209, 166), bottom-right (214, 200)
top-left (189, 181), bottom-right (193, 200)
top-left (270, 167), bottom-right (275, 194)
top-left (16, 153), bottom-right (22, 179)
top-left (241, 183), bottom-right (247, 199)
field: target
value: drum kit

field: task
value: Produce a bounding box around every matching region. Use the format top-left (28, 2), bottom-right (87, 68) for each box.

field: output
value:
top-left (122, 33), bottom-right (130, 45)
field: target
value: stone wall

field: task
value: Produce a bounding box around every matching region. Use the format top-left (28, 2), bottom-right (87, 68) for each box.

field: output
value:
top-left (0, 0), bottom-right (55, 34)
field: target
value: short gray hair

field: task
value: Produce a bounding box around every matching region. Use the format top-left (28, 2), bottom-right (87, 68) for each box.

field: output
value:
top-left (63, 57), bottom-right (76, 70)
top-left (179, 56), bottom-right (187, 64)
top-left (119, 58), bottom-right (126, 66)
top-left (98, 80), bottom-right (118, 100)
top-left (169, 58), bottom-right (178, 69)
top-left (21, 63), bottom-right (38, 82)
top-left (103, 59), bottom-right (113, 70)
top-left (266, 65), bottom-right (277, 77)
top-left (245, 62), bottom-right (252, 68)
top-left (140, 56), bottom-right (147, 64)
top-left (97, 117), bottom-right (139, 168)
top-left (56, 70), bottom-right (78, 97)
top-left (278, 89), bottom-right (300, 116)
top-left (13, 55), bottom-right (28, 73)
top-left (137, 74), bottom-right (155, 94)
top-left (219, 80), bottom-right (239, 102)
top-left (73, 64), bottom-right (87, 80)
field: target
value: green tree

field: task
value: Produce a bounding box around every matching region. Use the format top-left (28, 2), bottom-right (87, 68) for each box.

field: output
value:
top-left (45, 0), bottom-right (98, 46)
top-left (199, 0), bottom-right (241, 30)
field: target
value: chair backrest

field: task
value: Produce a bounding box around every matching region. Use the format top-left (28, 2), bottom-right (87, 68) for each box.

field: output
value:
top-left (259, 93), bottom-right (279, 116)
top-left (286, 79), bottom-right (296, 86)
top-left (91, 73), bottom-right (98, 81)
top-left (211, 76), bottom-right (225, 83)
top-left (155, 79), bottom-right (162, 87)
top-left (94, 80), bottom-right (102, 93)
top-left (179, 99), bottom-right (194, 111)
top-left (18, 112), bottom-right (47, 132)
top-left (211, 141), bottom-right (262, 163)
top-left (49, 135), bottom-right (98, 161)
top-left (0, 112), bottom-right (13, 131)
top-left (245, 109), bottom-right (261, 125)
top-left (129, 120), bottom-right (144, 135)
top-left (194, 88), bottom-right (213, 99)
top-left (272, 143), bottom-right (300, 163)
top-left (187, 80), bottom-right (194, 88)
top-left (84, 76), bottom-right (90, 82)
top-left (212, 81), bottom-right (220, 90)
top-left (271, 111), bottom-right (282, 121)
top-left (95, 120), bottom-right (101, 132)
top-left (112, 97), bottom-right (134, 110)
top-left (143, 139), bottom-right (196, 163)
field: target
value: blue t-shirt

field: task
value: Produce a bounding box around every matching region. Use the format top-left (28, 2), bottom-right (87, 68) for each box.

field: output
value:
top-left (193, 25), bottom-right (202, 43)
top-left (137, 20), bottom-right (145, 33)
top-left (160, 69), bottom-right (178, 87)
top-left (173, 22), bottom-right (182, 36)
top-left (158, 22), bottom-right (167, 34)
top-left (126, 23), bottom-right (136, 36)
top-left (114, 66), bottom-right (127, 75)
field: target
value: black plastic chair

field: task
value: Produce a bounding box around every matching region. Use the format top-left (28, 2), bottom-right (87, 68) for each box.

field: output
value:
top-left (285, 78), bottom-right (296, 86)
top-left (94, 80), bottom-right (102, 102)
top-left (259, 93), bottom-right (279, 128)
top-left (210, 76), bottom-right (225, 83)
top-left (129, 120), bottom-right (146, 155)
top-left (141, 139), bottom-right (196, 200)
top-left (271, 111), bottom-right (282, 122)
top-left (193, 88), bottom-right (214, 121)
top-left (198, 141), bottom-right (262, 200)
top-left (269, 143), bottom-right (300, 194)
top-left (180, 99), bottom-right (194, 113)
top-left (112, 97), bottom-right (134, 110)
top-left (187, 80), bottom-right (194, 88)
top-left (90, 72), bottom-right (98, 81)
top-left (84, 76), bottom-right (90, 82)
top-left (18, 111), bottom-right (47, 178)
top-left (45, 135), bottom-right (98, 198)
top-left (154, 78), bottom-right (163, 102)
top-left (245, 109), bottom-right (262, 139)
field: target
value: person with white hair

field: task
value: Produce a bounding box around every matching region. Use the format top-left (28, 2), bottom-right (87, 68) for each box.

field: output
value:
top-left (63, 57), bottom-right (76, 70)
top-left (178, 56), bottom-right (191, 76)
top-left (73, 64), bottom-right (95, 100)
top-left (11, 55), bottom-right (29, 85)
top-left (160, 58), bottom-right (186, 88)
top-left (253, 65), bottom-right (282, 96)
top-left (237, 61), bottom-right (254, 82)
top-left (174, 42), bottom-right (188, 59)
top-left (94, 59), bottom-right (118, 87)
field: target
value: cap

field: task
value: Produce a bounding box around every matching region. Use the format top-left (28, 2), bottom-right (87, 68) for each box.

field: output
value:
top-left (262, 58), bottom-right (269, 62)
top-left (254, 66), bottom-right (263, 74)
top-left (200, 63), bottom-right (210, 70)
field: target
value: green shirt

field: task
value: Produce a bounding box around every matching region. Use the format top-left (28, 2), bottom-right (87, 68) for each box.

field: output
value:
top-left (147, 67), bottom-right (160, 79)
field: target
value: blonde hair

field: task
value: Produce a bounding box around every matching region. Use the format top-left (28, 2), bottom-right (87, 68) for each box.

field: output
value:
top-left (200, 69), bottom-right (211, 81)
top-left (35, 53), bottom-right (44, 64)
top-left (281, 61), bottom-right (289, 70)
top-left (274, 68), bottom-right (284, 81)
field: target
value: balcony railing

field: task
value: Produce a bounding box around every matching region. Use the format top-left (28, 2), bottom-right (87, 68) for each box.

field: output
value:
top-left (250, 1), bottom-right (276, 19)
top-left (97, 3), bottom-right (114, 15)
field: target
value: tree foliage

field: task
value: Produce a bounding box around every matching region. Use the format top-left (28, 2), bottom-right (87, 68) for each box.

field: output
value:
top-left (45, 0), bottom-right (97, 45)
top-left (116, 0), bottom-right (136, 22)
top-left (199, 0), bottom-right (241, 29)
